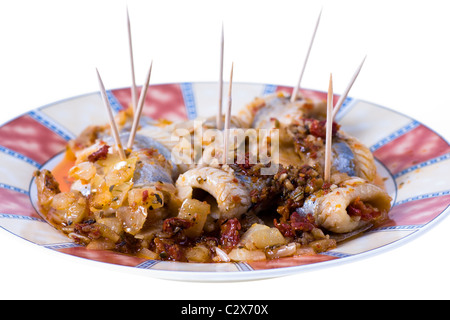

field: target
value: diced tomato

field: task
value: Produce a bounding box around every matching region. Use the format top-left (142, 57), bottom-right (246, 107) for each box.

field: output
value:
top-left (220, 218), bottom-right (241, 249)
top-left (347, 197), bottom-right (381, 221)
top-left (87, 145), bottom-right (109, 162)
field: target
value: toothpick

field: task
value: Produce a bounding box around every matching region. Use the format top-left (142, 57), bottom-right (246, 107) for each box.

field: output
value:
top-left (216, 23), bottom-right (224, 130)
top-left (291, 8), bottom-right (322, 103)
top-left (223, 62), bottom-right (234, 165)
top-left (332, 55), bottom-right (366, 121)
top-left (324, 73), bottom-right (333, 183)
top-left (96, 68), bottom-right (126, 161)
top-left (127, 6), bottom-right (138, 114)
top-left (127, 60), bottom-right (153, 150)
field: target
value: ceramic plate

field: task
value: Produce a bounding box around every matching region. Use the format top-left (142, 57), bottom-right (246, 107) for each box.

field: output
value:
top-left (1, 82), bottom-right (449, 281)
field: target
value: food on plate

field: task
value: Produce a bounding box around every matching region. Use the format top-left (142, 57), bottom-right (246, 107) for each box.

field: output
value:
top-left (34, 91), bottom-right (391, 263)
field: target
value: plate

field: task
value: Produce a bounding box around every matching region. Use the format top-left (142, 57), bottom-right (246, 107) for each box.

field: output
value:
top-left (1, 82), bottom-right (449, 281)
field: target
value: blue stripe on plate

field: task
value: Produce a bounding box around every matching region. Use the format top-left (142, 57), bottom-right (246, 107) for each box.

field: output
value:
top-left (43, 242), bottom-right (81, 250)
top-left (180, 82), bottom-right (197, 119)
top-left (262, 84), bottom-right (277, 95)
top-left (135, 260), bottom-right (161, 269)
top-left (394, 153), bottom-right (450, 178)
top-left (334, 97), bottom-right (355, 121)
top-left (0, 183), bottom-right (29, 195)
top-left (377, 225), bottom-right (422, 231)
top-left (395, 190), bottom-right (450, 206)
top-left (0, 213), bottom-right (43, 221)
top-left (0, 145), bottom-right (41, 168)
top-left (28, 110), bottom-right (75, 141)
top-left (106, 90), bottom-right (124, 113)
top-left (234, 262), bottom-right (253, 271)
top-left (370, 120), bottom-right (420, 152)
top-left (323, 251), bottom-right (352, 258)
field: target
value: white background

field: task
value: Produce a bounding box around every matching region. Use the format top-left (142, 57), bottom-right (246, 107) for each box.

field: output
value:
top-left (0, 0), bottom-right (449, 300)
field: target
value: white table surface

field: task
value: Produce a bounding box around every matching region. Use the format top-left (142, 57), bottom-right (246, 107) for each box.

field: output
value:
top-left (0, 0), bottom-right (449, 299)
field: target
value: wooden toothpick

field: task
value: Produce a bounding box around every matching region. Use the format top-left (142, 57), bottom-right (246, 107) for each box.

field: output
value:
top-left (223, 62), bottom-right (234, 165)
top-left (332, 55), bottom-right (366, 121)
top-left (96, 68), bottom-right (126, 160)
top-left (324, 73), bottom-right (333, 183)
top-left (217, 23), bottom-right (224, 130)
top-left (127, 6), bottom-right (138, 114)
top-left (127, 60), bottom-right (153, 150)
top-left (291, 8), bottom-right (322, 103)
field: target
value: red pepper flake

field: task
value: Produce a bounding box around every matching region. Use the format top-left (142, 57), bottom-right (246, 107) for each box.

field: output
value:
top-left (290, 212), bottom-right (316, 232)
top-left (74, 221), bottom-right (101, 240)
top-left (273, 219), bottom-right (295, 238)
top-left (274, 212), bottom-right (317, 238)
top-left (142, 189), bottom-right (149, 203)
top-left (162, 217), bottom-right (193, 236)
top-left (347, 197), bottom-right (381, 221)
top-left (322, 182), bottom-right (332, 190)
top-left (87, 145), bottom-right (110, 162)
top-left (307, 119), bottom-right (340, 139)
top-left (220, 218), bottom-right (241, 249)
top-left (154, 237), bottom-right (185, 261)
top-left (309, 119), bottom-right (326, 138)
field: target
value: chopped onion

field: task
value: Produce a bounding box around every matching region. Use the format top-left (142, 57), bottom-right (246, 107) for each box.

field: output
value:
top-left (214, 247), bottom-right (230, 262)
top-left (265, 242), bottom-right (297, 259)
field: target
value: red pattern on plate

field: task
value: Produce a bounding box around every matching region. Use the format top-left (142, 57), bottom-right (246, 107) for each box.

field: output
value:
top-left (373, 125), bottom-right (450, 175)
top-left (0, 115), bottom-right (67, 165)
top-left (380, 194), bottom-right (450, 227)
top-left (0, 188), bottom-right (39, 219)
top-left (111, 84), bottom-right (188, 121)
top-left (248, 254), bottom-right (338, 270)
top-left (58, 246), bottom-right (147, 267)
